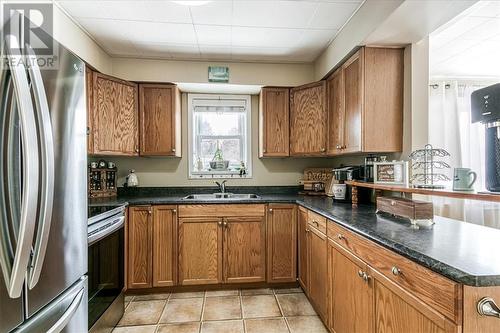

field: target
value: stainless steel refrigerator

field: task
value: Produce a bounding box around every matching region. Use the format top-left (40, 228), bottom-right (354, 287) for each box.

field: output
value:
top-left (0, 21), bottom-right (88, 333)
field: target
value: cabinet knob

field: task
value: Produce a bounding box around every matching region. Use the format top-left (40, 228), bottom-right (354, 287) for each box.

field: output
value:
top-left (321, 148), bottom-right (326, 152)
top-left (336, 144), bottom-right (341, 149)
top-left (135, 148), bottom-right (139, 153)
top-left (391, 266), bottom-right (401, 276)
top-left (305, 228), bottom-right (310, 233)
top-left (269, 208), bottom-right (273, 212)
top-left (218, 221), bottom-right (223, 226)
top-left (263, 149), bottom-right (267, 153)
top-left (313, 221), bottom-right (319, 227)
top-left (341, 145), bottom-right (347, 149)
top-left (223, 221), bottom-right (228, 228)
top-left (172, 209), bottom-right (177, 214)
top-left (148, 210), bottom-right (152, 215)
top-left (358, 270), bottom-right (369, 282)
top-left (337, 234), bottom-right (345, 240)
top-left (358, 270), bottom-right (364, 278)
top-left (172, 148), bottom-right (176, 152)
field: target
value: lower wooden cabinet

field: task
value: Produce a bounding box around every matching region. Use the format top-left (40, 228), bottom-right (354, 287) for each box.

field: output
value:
top-left (267, 204), bottom-right (297, 283)
top-left (297, 206), bottom-right (308, 291)
top-left (308, 223), bottom-right (328, 322)
top-left (328, 239), bottom-right (373, 333)
top-left (127, 205), bottom-right (177, 289)
top-left (178, 217), bottom-right (223, 285)
top-left (224, 217), bottom-right (266, 284)
top-left (127, 206), bottom-right (152, 289)
top-left (152, 205), bottom-right (178, 287)
top-left (177, 205), bottom-right (266, 286)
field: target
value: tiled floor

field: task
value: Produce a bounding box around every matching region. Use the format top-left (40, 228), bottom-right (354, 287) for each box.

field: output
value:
top-left (114, 287), bottom-right (328, 333)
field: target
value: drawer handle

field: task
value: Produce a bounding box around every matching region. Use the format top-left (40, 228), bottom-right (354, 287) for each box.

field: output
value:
top-left (313, 221), bottom-right (319, 227)
top-left (478, 297), bottom-right (500, 319)
top-left (391, 266), bottom-right (402, 276)
top-left (337, 234), bottom-right (345, 241)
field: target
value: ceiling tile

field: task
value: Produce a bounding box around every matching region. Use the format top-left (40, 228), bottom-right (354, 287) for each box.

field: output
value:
top-left (195, 25), bottom-right (231, 46)
top-left (231, 26), bottom-right (303, 48)
top-left (459, 18), bottom-right (500, 41)
top-left (132, 42), bottom-right (202, 60)
top-left (431, 16), bottom-right (488, 48)
top-left (299, 29), bottom-right (337, 49)
top-left (309, 1), bottom-right (361, 29)
top-left (190, 1), bottom-right (233, 25)
top-left (232, 0), bottom-right (318, 29)
top-left (127, 22), bottom-right (197, 44)
top-left (58, 0), bottom-right (192, 23)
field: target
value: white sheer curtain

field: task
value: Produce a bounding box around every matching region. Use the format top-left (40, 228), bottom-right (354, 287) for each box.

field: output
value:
top-left (428, 80), bottom-right (500, 229)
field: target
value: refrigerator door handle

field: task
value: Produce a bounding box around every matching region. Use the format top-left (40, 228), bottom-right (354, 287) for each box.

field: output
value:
top-left (24, 44), bottom-right (55, 290)
top-left (0, 33), bottom-right (40, 299)
top-left (46, 287), bottom-right (85, 333)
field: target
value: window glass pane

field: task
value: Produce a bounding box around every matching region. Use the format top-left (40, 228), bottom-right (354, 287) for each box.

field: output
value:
top-left (197, 138), bottom-right (242, 170)
top-left (195, 112), bottom-right (242, 136)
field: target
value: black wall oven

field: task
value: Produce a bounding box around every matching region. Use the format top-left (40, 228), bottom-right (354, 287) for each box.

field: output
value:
top-left (88, 204), bottom-right (126, 332)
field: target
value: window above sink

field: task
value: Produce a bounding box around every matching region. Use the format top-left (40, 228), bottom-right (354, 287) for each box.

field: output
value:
top-left (188, 94), bottom-right (252, 179)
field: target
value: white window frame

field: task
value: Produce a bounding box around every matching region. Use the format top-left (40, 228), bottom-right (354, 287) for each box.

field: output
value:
top-left (188, 93), bottom-right (252, 179)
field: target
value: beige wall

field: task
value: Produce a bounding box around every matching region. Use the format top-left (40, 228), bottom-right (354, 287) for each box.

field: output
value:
top-left (112, 58), bottom-right (314, 86)
top-left (52, 4), bottom-right (112, 74)
top-left (110, 94), bottom-right (348, 187)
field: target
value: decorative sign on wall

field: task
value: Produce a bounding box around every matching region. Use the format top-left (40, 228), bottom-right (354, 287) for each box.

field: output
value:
top-left (208, 66), bottom-right (229, 83)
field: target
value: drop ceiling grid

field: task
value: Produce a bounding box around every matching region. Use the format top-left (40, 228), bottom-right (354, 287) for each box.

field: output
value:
top-left (430, 1), bottom-right (500, 78)
top-left (56, 0), bottom-right (364, 63)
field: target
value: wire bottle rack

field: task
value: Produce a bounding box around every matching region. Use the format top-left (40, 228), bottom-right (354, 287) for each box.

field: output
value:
top-left (409, 144), bottom-right (450, 189)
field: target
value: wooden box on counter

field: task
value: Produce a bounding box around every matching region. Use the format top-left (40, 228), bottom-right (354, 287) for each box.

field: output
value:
top-left (376, 196), bottom-right (433, 221)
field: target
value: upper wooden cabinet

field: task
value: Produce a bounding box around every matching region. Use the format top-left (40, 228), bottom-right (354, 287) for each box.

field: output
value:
top-left (327, 47), bottom-right (404, 155)
top-left (91, 72), bottom-right (139, 155)
top-left (290, 81), bottom-right (327, 156)
top-left (266, 204), bottom-right (297, 283)
top-left (139, 84), bottom-right (181, 156)
top-left (259, 87), bottom-right (290, 157)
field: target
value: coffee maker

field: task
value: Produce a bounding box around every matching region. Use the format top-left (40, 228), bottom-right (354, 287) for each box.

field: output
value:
top-left (471, 83), bottom-right (500, 192)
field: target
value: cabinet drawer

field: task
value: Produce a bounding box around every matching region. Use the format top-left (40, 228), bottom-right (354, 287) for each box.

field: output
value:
top-left (178, 204), bottom-right (265, 218)
top-left (327, 221), bottom-right (462, 323)
top-left (307, 210), bottom-right (327, 234)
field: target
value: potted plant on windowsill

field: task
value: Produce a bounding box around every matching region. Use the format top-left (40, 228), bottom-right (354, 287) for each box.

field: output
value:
top-left (209, 143), bottom-right (229, 170)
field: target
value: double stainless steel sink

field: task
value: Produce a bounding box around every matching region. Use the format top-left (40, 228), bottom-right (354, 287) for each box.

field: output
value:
top-left (183, 193), bottom-right (260, 200)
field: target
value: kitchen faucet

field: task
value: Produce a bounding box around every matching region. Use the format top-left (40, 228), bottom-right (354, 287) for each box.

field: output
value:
top-left (215, 180), bottom-right (227, 193)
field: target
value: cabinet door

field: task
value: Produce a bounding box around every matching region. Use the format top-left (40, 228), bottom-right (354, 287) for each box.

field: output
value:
top-left (259, 87), bottom-right (290, 157)
top-left (224, 217), bottom-right (266, 284)
top-left (93, 72), bottom-right (139, 155)
top-left (374, 275), bottom-right (455, 333)
top-left (152, 205), bottom-right (177, 287)
top-left (329, 240), bottom-right (373, 333)
top-left (290, 81), bottom-right (327, 156)
top-left (298, 207), bottom-right (308, 292)
top-left (326, 67), bottom-right (344, 155)
top-left (267, 204), bottom-right (296, 283)
top-left (308, 226), bottom-right (328, 321)
top-left (139, 84), bottom-right (181, 156)
top-left (178, 217), bottom-right (222, 285)
top-left (342, 50), bottom-right (363, 154)
top-left (128, 206), bottom-right (152, 289)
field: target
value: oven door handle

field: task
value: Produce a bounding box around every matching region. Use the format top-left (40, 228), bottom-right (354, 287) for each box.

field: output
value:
top-left (88, 216), bottom-right (125, 245)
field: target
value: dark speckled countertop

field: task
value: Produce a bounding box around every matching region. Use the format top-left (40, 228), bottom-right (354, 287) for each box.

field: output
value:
top-left (90, 186), bottom-right (500, 287)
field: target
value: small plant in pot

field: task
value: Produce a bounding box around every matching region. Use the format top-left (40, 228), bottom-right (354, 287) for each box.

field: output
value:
top-left (209, 143), bottom-right (229, 170)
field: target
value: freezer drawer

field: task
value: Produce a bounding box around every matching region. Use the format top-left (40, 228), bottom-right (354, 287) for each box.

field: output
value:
top-left (15, 276), bottom-right (88, 333)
